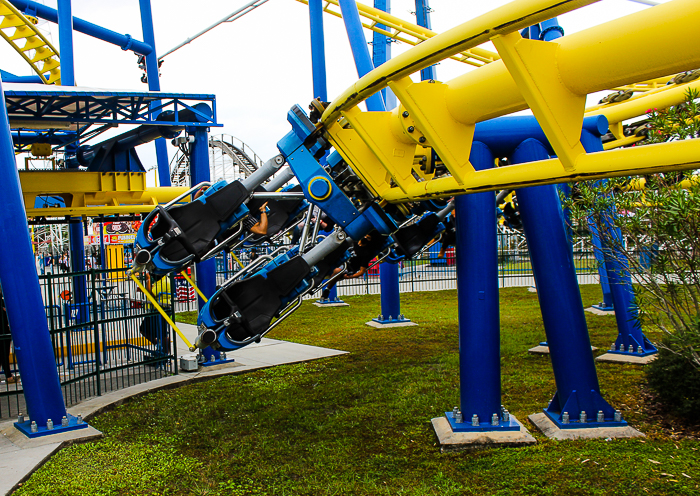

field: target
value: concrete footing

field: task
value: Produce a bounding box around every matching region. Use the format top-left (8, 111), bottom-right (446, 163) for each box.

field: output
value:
top-left (528, 412), bottom-right (644, 440)
top-left (528, 345), bottom-right (598, 355)
top-left (585, 307), bottom-right (616, 316)
top-left (365, 320), bottom-right (418, 329)
top-left (528, 286), bottom-right (537, 293)
top-left (313, 301), bottom-right (350, 308)
top-left (595, 353), bottom-right (657, 365)
top-left (431, 415), bottom-right (536, 452)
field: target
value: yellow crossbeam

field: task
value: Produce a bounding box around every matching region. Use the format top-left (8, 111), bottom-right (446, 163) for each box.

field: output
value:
top-left (179, 271), bottom-right (207, 302)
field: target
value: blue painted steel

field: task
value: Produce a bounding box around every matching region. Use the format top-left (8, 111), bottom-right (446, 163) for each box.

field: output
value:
top-left (308, 0), bottom-right (328, 102)
top-left (512, 138), bottom-right (621, 428)
top-left (4, 89), bottom-right (217, 128)
top-left (337, 0), bottom-right (386, 112)
top-left (580, 130), bottom-right (656, 355)
top-left (414, 0), bottom-right (436, 81)
top-left (139, 0), bottom-right (171, 187)
top-left (0, 70), bottom-right (42, 84)
top-left (371, 0), bottom-right (404, 323)
top-left (473, 115), bottom-right (608, 157)
top-left (588, 220), bottom-right (615, 310)
top-left (57, 0), bottom-right (74, 86)
top-left (9, 0), bottom-right (153, 55)
top-left (448, 141), bottom-right (518, 432)
top-left (15, 414), bottom-right (87, 438)
top-left (0, 79), bottom-right (68, 431)
top-left (189, 125), bottom-right (219, 361)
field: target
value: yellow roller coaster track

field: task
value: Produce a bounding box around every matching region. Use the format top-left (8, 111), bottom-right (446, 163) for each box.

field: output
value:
top-left (295, 0), bottom-right (500, 67)
top-left (0, 0), bottom-right (60, 84)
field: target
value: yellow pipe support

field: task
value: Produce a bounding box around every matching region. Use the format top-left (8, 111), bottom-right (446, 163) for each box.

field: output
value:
top-left (130, 273), bottom-right (195, 351)
top-left (0, 0), bottom-right (60, 84)
top-left (230, 252), bottom-right (244, 270)
top-left (379, 138), bottom-right (700, 202)
top-left (321, 0), bottom-right (598, 125)
top-left (179, 270), bottom-right (208, 303)
top-left (602, 135), bottom-right (643, 151)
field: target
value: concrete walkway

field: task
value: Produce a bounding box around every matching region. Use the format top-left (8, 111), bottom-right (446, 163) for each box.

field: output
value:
top-left (0, 323), bottom-right (347, 495)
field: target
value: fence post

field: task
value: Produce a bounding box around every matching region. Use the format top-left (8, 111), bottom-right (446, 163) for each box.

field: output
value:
top-left (90, 269), bottom-right (101, 396)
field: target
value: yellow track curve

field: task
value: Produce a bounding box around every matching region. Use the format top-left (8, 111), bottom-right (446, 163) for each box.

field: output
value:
top-left (0, 0), bottom-right (60, 84)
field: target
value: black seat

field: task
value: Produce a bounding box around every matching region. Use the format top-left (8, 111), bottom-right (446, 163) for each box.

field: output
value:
top-left (150, 181), bottom-right (249, 263)
top-left (248, 185), bottom-right (306, 243)
top-left (393, 214), bottom-right (441, 259)
top-left (211, 256), bottom-right (312, 342)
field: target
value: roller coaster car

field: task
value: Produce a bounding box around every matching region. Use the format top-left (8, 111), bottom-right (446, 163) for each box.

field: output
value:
top-left (134, 180), bottom-right (250, 275)
top-left (245, 184), bottom-right (308, 244)
top-left (392, 213), bottom-right (445, 260)
top-left (197, 241), bottom-right (351, 352)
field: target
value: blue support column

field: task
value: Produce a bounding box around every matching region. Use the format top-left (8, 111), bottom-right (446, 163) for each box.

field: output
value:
top-left (139, 0), bottom-right (170, 187)
top-left (447, 142), bottom-right (517, 432)
top-left (309, 0), bottom-right (328, 102)
top-left (337, 0), bottom-right (385, 112)
top-left (588, 221), bottom-right (615, 310)
top-left (0, 79), bottom-right (85, 437)
top-left (513, 138), bottom-right (621, 428)
top-left (579, 130), bottom-right (655, 356)
top-left (414, 0), bottom-right (436, 81)
top-left (188, 125), bottom-right (221, 363)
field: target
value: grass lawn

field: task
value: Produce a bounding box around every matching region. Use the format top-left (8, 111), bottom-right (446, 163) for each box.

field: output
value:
top-left (15, 285), bottom-right (700, 495)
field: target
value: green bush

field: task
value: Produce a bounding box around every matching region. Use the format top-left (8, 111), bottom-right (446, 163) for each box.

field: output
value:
top-left (647, 346), bottom-right (700, 422)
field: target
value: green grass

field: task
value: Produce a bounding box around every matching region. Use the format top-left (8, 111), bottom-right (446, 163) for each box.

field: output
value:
top-left (15, 286), bottom-right (700, 496)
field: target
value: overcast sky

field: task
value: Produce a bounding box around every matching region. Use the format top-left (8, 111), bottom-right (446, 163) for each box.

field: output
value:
top-left (0, 0), bottom-right (664, 185)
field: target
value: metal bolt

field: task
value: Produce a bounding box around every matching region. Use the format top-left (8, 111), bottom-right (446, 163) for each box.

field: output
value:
top-left (562, 412), bottom-right (570, 424)
top-left (17, 413), bottom-right (24, 424)
top-left (407, 126), bottom-right (415, 133)
top-left (220, 352), bottom-right (227, 360)
top-left (62, 416), bottom-right (69, 427)
top-left (628, 345), bottom-right (634, 353)
top-left (503, 410), bottom-right (510, 422)
top-left (378, 314), bottom-right (383, 321)
top-left (429, 79), bottom-right (435, 83)
top-left (210, 355), bottom-right (216, 362)
top-left (402, 111), bottom-right (409, 118)
top-left (610, 343), bottom-right (616, 351)
top-left (614, 410), bottom-right (622, 422)
top-left (597, 410), bottom-right (605, 422)
top-left (491, 413), bottom-right (499, 426)
top-left (452, 406), bottom-right (459, 416)
top-left (471, 414), bottom-right (479, 426)
top-left (455, 410), bottom-right (463, 424)
top-left (419, 136), bottom-right (426, 143)
top-left (47, 418), bottom-right (54, 430)
top-left (398, 314), bottom-right (404, 320)
top-left (580, 411), bottom-right (587, 423)
top-left (30, 421), bottom-right (38, 433)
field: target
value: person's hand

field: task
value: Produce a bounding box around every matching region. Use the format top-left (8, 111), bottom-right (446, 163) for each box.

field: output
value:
top-left (259, 202), bottom-right (268, 214)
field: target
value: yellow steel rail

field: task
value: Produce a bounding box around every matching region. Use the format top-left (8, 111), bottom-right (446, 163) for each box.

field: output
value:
top-left (179, 270), bottom-right (208, 302)
top-left (316, 0), bottom-right (700, 202)
top-left (295, 0), bottom-right (499, 67)
top-left (0, 0), bottom-right (60, 84)
top-left (130, 273), bottom-right (195, 351)
top-left (20, 171), bottom-right (189, 218)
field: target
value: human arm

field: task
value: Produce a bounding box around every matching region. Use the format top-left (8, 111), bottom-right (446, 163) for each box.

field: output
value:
top-left (344, 266), bottom-right (367, 279)
top-left (250, 202), bottom-right (269, 235)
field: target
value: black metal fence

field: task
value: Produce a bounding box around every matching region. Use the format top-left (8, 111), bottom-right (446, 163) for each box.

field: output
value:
top-left (0, 268), bottom-right (177, 420)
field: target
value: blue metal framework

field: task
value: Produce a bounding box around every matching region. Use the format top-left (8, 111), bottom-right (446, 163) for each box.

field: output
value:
top-left (5, 88), bottom-right (218, 128)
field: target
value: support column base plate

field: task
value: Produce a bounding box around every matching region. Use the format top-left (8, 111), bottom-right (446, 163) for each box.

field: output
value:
top-left (595, 353), bottom-right (657, 365)
top-left (313, 300), bottom-right (349, 307)
top-left (366, 319), bottom-right (418, 328)
top-left (528, 345), bottom-right (598, 355)
top-left (431, 415), bottom-right (536, 452)
top-left (586, 306), bottom-right (616, 316)
top-left (528, 412), bottom-right (644, 440)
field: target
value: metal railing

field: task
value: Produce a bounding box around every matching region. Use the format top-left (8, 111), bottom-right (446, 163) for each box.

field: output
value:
top-left (0, 268), bottom-right (177, 420)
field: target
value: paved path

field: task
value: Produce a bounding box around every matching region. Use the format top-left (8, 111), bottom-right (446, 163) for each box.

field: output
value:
top-left (0, 323), bottom-right (347, 496)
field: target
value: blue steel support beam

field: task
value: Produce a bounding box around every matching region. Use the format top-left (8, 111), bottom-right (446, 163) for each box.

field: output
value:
top-left (189, 125), bottom-right (219, 361)
top-left (309, 0), bottom-right (328, 102)
top-left (139, 0), bottom-right (171, 187)
top-left (0, 79), bottom-right (67, 431)
top-left (580, 130), bottom-right (656, 355)
top-left (373, 0), bottom-right (405, 324)
top-left (58, 0), bottom-right (88, 326)
top-left (414, 0), bottom-right (436, 81)
top-left (448, 141), bottom-right (517, 432)
top-left (337, 0), bottom-right (385, 112)
top-left (588, 221), bottom-right (615, 310)
top-left (9, 0), bottom-right (153, 55)
top-left (513, 138), bottom-right (619, 428)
